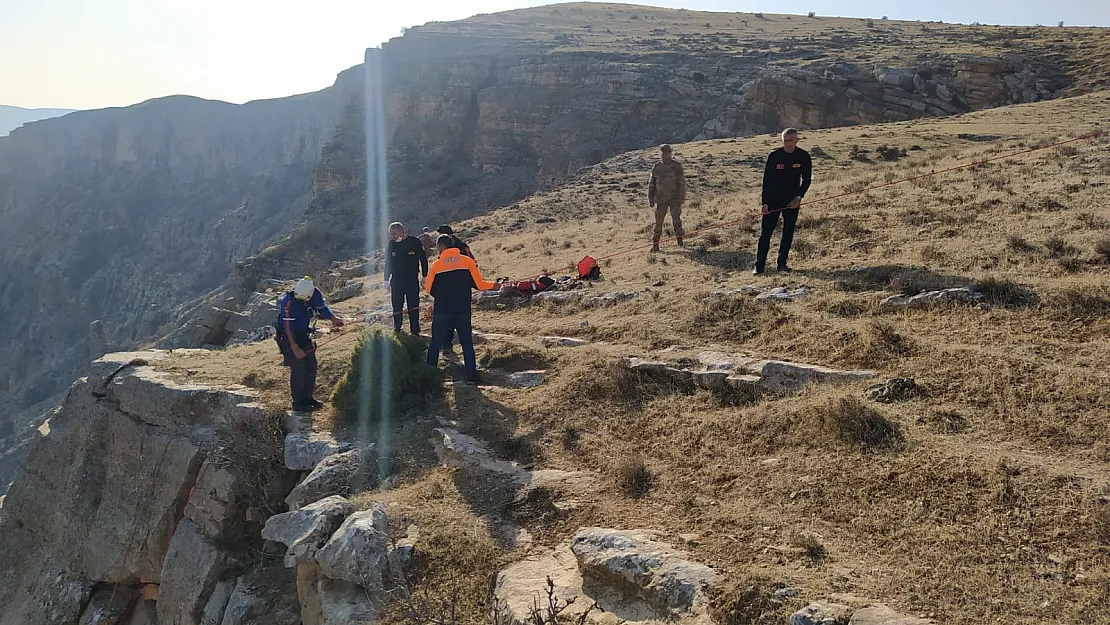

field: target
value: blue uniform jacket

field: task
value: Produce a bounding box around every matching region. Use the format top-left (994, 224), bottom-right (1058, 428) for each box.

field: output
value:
top-left (278, 288), bottom-right (335, 341)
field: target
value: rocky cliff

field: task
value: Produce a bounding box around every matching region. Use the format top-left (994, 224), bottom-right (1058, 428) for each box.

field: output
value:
top-left (0, 69), bottom-right (361, 488)
top-left (4, 3), bottom-right (1110, 490)
top-left (0, 351), bottom-right (300, 624)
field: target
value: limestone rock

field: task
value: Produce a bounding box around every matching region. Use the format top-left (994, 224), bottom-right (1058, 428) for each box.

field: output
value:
top-left (315, 504), bottom-right (391, 588)
top-left (220, 577), bottom-right (269, 625)
top-left (78, 584), bottom-right (137, 625)
top-left (791, 602), bottom-right (852, 625)
top-left (3, 379), bottom-right (205, 583)
top-left (474, 332), bottom-right (515, 343)
top-left (262, 496), bottom-right (355, 568)
top-left (532, 291), bottom-right (583, 304)
top-left (201, 580), bottom-right (235, 625)
top-left (0, 536), bottom-right (92, 625)
top-left (570, 528), bottom-right (717, 613)
top-left (583, 291), bottom-right (640, 307)
top-left (88, 320), bottom-right (108, 362)
top-left (541, 336), bottom-right (588, 347)
top-left (430, 428), bottom-right (595, 493)
top-left (328, 281), bottom-right (365, 303)
top-left (285, 432), bottom-right (350, 471)
top-left (864, 378), bottom-right (920, 403)
top-left (506, 370), bottom-right (547, 388)
top-left (285, 448), bottom-right (378, 510)
top-left (296, 561), bottom-right (381, 625)
top-left (158, 519), bottom-right (225, 625)
top-left (747, 360), bottom-right (875, 393)
top-left (184, 461), bottom-right (240, 537)
top-left (880, 287), bottom-right (982, 311)
top-left (848, 604), bottom-right (933, 625)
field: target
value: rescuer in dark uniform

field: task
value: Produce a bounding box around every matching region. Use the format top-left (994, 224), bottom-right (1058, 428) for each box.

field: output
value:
top-left (754, 128), bottom-right (812, 275)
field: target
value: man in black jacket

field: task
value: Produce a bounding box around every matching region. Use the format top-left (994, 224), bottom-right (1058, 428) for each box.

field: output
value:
top-left (755, 128), bottom-right (812, 275)
top-left (384, 222), bottom-right (429, 334)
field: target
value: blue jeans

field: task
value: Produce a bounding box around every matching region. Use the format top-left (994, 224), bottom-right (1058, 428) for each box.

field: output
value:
top-left (427, 310), bottom-right (477, 380)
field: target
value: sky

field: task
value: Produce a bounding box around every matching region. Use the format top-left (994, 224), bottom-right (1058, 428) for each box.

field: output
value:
top-left (2, 0), bottom-right (1108, 110)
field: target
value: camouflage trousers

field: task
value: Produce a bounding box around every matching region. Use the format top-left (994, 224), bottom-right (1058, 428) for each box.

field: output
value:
top-left (652, 201), bottom-right (684, 242)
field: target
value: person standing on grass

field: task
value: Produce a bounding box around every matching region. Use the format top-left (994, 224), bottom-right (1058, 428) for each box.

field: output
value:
top-left (648, 144), bottom-right (687, 253)
top-left (425, 235), bottom-right (495, 385)
top-left (384, 222), bottom-right (429, 335)
top-left (754, 128), bottom-right (812, 275)
top-left (277, 277), bottom-right (344, 412)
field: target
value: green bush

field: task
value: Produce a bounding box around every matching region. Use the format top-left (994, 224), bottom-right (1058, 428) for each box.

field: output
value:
top-left (332, 328), bottom-right (443, 423)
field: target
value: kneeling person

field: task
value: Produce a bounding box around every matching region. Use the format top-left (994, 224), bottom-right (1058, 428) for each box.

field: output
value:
top-left (425, 235), bottom-right (494, 384)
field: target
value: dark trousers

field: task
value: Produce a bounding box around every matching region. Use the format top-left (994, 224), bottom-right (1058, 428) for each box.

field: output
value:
top-left (756, 208), bottom-right (799, 270)
top-left (391, 279), bottom-right (421, 334)
top-left (427, 310), bottom-right (477, 380)
top-left (290, 351), bottom-right (318, 407)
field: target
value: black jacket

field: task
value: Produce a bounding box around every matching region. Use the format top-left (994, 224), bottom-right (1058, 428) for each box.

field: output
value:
top-left (761, 147), bottom-right (812, 210)
top-left (385, 235), bottom-right (429, 282)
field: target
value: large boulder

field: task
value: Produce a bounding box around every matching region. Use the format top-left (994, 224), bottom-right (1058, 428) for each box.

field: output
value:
top-left (285, 448), bottom-right (378, 510)
top-left (570, 528), bottom-right (717, 614)
top-left (314, 504), bottom-right (391, 588)
top-left (285, 432), bottom-right (350, 471)
top-left (262, 496), bottom-right (355, 568)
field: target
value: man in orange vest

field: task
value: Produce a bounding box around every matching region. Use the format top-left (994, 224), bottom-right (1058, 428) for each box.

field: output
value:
top-left (425, 235), bottom-right (495, 384)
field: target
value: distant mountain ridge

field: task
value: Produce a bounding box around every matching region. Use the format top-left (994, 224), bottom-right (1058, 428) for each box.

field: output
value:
top-left (0, 104), bottom-right (76, 136)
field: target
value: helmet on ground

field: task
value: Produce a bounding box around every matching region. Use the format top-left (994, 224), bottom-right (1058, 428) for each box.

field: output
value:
top-left (294, 277), bottom-right (315, 300)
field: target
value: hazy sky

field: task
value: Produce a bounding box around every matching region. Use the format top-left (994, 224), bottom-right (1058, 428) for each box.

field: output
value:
top-left (2, 0), bottom-right (1107, 110)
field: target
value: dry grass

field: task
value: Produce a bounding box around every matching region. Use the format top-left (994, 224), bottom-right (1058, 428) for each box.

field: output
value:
top-left (812, 396), bottom-right (904, 450)
top-left (169, 92), bottom-right (1110, 625)
top-left (614, 454), bottom-right (655, 499)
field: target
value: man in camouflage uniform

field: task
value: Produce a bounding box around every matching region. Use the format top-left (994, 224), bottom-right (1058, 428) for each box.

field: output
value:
top-left (648, 144), bottom-right (687, 252)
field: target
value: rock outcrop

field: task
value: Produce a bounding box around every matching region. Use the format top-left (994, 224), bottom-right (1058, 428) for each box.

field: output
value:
top-left (0, 351), bottom-right (297, 625)
top-left (496, 529), bottom-right (717, 625)
top-left (626, 349), bottom-right (875, 395)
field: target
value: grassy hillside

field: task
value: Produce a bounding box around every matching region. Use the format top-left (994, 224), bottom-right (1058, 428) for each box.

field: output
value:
top-left (163, 92), bottom-right (1110, 624)
top-left (418, 2), bottom-right (1110, 94)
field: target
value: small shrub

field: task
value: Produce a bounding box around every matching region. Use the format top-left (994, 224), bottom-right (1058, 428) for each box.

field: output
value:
top-left (867, 320), bottom-right (913, 358)
top-left (1095, 236), bottom-right (1110, 262)
top-left (332, 329), bottom-right (443, 423)
top-left (1043, 284), bottom-right (1110, 319)
top-left (702, 231), bottom-right (723, 247)
top-left (615, 455), bottom-right (654, 498)
top-left (709, 575), bottom-right (789, 625)
top-left (1006, 233), bottom-right (1034, 252)
top-left (793, 534), bottom-right (827, 563)
top-left (814, 396), bottom-right (904, 450)
top-left (1057, 255), bottom-right (1083, 273)
top-left (1045, 235), bottom-right (1071, 258)
top-left (807, 11), bottom-right (816, 17)
top-left (974, 277), bottom-right (1038, 308)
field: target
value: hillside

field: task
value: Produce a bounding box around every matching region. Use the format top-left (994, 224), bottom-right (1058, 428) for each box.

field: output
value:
top-left (0, 104), bottom-right (75, 136)
top-left (4, 5), bottom-right (1110, 496)
top-left (18, 91), bottom-right (1100, 625)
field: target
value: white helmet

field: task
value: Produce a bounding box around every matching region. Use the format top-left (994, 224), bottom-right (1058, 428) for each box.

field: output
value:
top-left (293, 277), bottom-right (315, 300)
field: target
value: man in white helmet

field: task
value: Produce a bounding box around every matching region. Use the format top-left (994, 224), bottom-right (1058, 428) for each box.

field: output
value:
top-left (275, 276), bottom-right (344, 412)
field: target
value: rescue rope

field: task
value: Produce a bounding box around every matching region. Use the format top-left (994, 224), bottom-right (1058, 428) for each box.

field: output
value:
top-left (317, 128), bottom-right (1106, 348)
